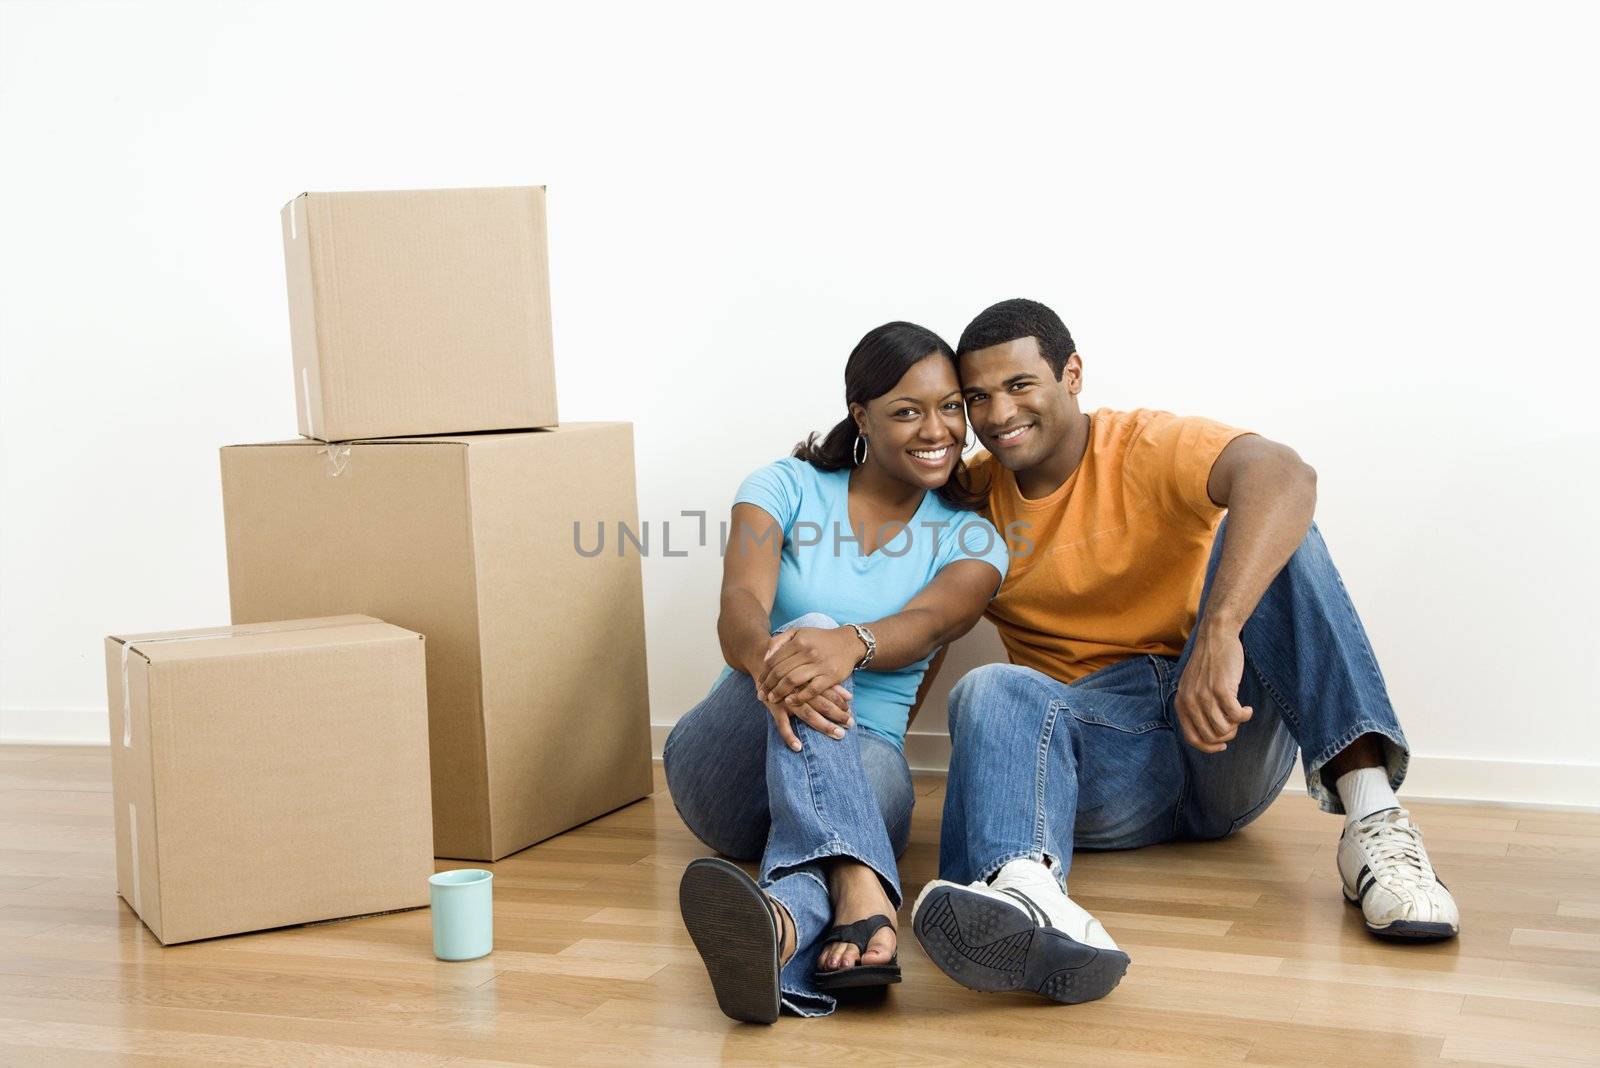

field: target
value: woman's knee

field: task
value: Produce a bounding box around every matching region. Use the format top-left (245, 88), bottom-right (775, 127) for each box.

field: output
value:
top-left (665, 766), bottom-right (766, 861)
top-left (662, 711), bottom-right (767, 861)
top-left (776, 611), bottom-right (840, 633)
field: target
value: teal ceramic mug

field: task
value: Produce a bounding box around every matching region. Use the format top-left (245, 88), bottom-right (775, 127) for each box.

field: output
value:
top-left (429, 868), bottom-right (493, 961)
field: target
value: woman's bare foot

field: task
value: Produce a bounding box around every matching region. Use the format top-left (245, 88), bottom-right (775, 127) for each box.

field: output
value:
top-left (817, 860), bottom-right (897, 971)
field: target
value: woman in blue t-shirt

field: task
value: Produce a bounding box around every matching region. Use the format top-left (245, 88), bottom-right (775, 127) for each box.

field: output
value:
top-left (664, 321), bottom-right (1011, 1021)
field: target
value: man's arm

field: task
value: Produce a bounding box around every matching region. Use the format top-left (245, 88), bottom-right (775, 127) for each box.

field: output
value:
top-left (1175, 434), bottom-right (1317, 753)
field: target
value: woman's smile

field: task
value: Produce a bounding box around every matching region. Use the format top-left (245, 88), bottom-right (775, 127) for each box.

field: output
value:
top-left (907, 443), bottom-right (955, 469)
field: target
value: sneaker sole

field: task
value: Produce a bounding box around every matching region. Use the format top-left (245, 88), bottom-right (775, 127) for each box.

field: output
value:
top-left (679, 858), bottom-right (782, 1024)
top-left (1342, 886), bottom-right (1459, 941)
top-left (913, 884), bottom-right (1129, 1004)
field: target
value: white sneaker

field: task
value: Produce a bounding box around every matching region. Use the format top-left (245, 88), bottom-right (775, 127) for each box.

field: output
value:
top-left (911, 859), bottom-right (1129, 1003)
top-left (1337, 808), bottom-right (1460, 940)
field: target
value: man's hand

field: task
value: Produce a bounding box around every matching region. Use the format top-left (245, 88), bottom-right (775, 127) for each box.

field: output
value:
top-left (1174, 623), bottom-right (1253, 754)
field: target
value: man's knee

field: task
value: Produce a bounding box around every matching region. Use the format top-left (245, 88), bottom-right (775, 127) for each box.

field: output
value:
top-left (948, 663), bottom-right (1057, 741)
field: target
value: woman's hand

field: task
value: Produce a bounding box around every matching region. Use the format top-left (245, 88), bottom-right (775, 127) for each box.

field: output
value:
top-left (758, 626), bottom-right (860, 705)
top-left (759, 683), bottom-right (854, 752)
top-left (752, 626), bottom-right (859, 751)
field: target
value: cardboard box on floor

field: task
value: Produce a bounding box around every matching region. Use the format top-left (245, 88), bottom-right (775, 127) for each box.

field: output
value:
top-left (282, 185), bottom-right (560, 441)
top-left (219, 423), bottom-right (654, 861)
top-left (105, 616), bottom-right (434, 945)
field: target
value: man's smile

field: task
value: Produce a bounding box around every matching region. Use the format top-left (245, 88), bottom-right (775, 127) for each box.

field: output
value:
top-left (990, 423), bottom-right (1034, 447)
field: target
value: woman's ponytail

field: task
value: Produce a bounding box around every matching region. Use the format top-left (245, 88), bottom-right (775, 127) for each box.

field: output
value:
top-left (792, 414), bottom-right (858, 471)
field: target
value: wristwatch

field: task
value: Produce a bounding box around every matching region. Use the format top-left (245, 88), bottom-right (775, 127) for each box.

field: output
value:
top-left (846, 623), bottom-right (877, 670)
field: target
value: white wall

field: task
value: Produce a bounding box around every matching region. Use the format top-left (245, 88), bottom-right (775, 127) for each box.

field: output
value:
top-left (3, 2), bottom-right (1596, 800)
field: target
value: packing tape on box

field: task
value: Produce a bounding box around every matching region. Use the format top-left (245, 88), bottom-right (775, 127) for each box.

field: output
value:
top-left (118, 619), bottom-right (369, 748)
top-left (300, 366), bottom-right (314, 438)
top-left (320, 443), bottom-right (352, 477)
top-left (299, 366), bottom-right (354, 476)
top-left (119, 634), bottom-right (233, 748)
top-left (127, 800), bottom-right (141, 914)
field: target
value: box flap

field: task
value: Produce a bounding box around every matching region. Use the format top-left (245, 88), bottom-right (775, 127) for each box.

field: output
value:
top-left (221, 424), bottom-right (625, 452)
top-left (109, 616), bottom-right (408, 664)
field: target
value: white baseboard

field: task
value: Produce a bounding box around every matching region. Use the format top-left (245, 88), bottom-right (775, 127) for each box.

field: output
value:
top-left (650, 723), bottom-right (1600, 809)
top-left (9, 715), bottom-right (1592, 808)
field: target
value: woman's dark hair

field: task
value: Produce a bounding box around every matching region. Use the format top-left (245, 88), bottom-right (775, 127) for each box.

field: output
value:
top-left (793, 321), bottom-right (986, 511)
top-left (957, 297), bottom-right (1076, 380)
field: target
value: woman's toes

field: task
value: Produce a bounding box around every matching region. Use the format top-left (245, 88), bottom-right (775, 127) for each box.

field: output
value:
top-left (820, 942), bottom-right (860, 971)
top-left (861, 927), bottom-right (897, 966)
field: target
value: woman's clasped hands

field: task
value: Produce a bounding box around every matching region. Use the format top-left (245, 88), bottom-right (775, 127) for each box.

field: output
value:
top-left (754, 625), bottom-right (862, 751)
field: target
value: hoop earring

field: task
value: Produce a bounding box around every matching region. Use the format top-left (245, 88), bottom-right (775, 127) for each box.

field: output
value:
top-left (853, 434), bottom-right (869, 466)
top-left (962, 430), bottom-right (977, 456)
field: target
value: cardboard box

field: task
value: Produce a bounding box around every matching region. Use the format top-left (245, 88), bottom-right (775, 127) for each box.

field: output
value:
top-left (282, 185), bottom-right (560, 441)
top-left (219, 423), bottom-right (653, 861)
top-left (105, 615), bottom-right (434, 945)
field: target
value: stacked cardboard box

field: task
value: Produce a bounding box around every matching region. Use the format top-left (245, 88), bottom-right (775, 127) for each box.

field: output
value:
top-left (232, 185), bottom-right (654, 861)
top-left (108, 185), bottom-right (654, 943)
top-left (220, 424), bottom-right (652, 860)
top-left (281, 187), bottom-right (560, 440)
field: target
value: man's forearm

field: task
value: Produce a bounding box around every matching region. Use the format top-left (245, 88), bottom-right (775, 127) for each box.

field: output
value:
top-left (1201, 457), bottom-right (1317, 634)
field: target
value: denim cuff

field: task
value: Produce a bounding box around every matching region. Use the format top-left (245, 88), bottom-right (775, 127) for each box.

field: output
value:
top-left (765, 868), bottom-right (838, 1017)
top-left (975, 848), bottom-right (1065, 890)
top-left (1303, 721), bottom-right (1410, 814)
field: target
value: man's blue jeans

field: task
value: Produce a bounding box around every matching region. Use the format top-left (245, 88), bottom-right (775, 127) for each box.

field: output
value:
top-left (664, 613), bottom-right (913, 1017)
top-left (941, 521), bottom-right (1410, 887)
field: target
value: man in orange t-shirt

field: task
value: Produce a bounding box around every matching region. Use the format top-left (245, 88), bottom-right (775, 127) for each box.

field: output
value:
top-left (911, 299), bottom-right (1459, 1007)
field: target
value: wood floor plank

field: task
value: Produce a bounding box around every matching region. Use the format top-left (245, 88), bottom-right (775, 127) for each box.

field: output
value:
top-left (0, 744), bottom-right (1596, 1066)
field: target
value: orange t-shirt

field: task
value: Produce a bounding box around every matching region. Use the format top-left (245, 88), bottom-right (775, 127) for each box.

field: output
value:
top-left (970, 408), bottom-right (1252, 684)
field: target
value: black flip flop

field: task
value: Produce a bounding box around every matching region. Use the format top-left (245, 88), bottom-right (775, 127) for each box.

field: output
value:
top-left (679, 858), bottom-right (786, 1024)
top-left (813, 914), bottom-right (902, 990)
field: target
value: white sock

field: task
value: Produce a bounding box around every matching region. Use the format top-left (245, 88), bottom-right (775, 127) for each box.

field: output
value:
top-left (1335, 766), bottom-right (1400, 825)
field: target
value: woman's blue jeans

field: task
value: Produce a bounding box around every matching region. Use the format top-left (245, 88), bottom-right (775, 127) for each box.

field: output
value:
top-left (663, 612), bottom-right (913, 1017)
top-left (940, 520), bottom-right (1411, 889)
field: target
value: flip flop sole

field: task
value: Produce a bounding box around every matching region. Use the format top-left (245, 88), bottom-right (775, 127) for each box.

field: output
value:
top-left (813, 962), bottom-right (902, 990)
top-left (914, 885), bottom-right (1129, 1004)
top-left (679, 858), bottom-right (782, 1023)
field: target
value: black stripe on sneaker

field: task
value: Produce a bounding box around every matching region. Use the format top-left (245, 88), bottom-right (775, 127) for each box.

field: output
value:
top-left (1359, 875), bottom-right (1381, 904)
top-left (1355, 864), bottom-right (1374, 899)
top-left (998, 888), bottom-right (1046, 928)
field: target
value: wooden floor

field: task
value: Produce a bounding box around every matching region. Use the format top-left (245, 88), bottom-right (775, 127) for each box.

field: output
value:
top-left (2, 747), bottom-right (1598, 1066)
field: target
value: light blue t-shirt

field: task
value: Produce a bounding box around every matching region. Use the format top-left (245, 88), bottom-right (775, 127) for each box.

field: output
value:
top-left (713, 456), bottom-right (1010, 747)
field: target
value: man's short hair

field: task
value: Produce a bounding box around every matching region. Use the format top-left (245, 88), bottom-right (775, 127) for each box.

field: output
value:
top-left (957, 298), bottom-right (1076, 380)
